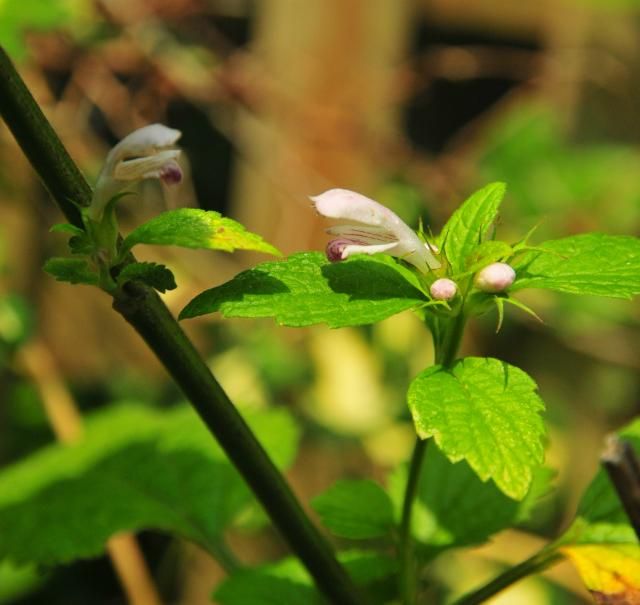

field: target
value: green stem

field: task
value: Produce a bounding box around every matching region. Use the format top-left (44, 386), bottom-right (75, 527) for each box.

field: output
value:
top-left (451, 548), bottom-right (563, 605)
top-left (0, 46), bottom-right (363, 605)
top-left (398, 438), bottom-right (428, 605)
top-left (398, 310), bottom-right (467, 603)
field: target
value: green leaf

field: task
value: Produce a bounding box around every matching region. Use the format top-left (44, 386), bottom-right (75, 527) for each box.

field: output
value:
top-left (388, 447), bottom-right (553, 557)
top-left (180, 252), bottom-right (427, 327)
top-left (440, 182), bottom-right (506, 275)
top-left (463, 240), bottom-right (514, 274)
top-left (216, 550), bottom-right (397, 605)
top-left (0, 405), bottom-right (299, 566)
top-left (511, 233), bottom-right (640, 299)
top-left (311, 480), bottom-right (394, 539)
top-left (43, 258), bottom-right (98, 286)
top-left (408, 357), bottom-right (546, 500)
top-left (122, 208), bottom-right (280, 256)
top-left (117, 262), bottom-right (177, 293)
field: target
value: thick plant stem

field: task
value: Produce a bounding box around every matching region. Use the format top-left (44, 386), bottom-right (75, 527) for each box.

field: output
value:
top-left (0, 49), bottom-right (86, 226)
top-left (451, 548), bottom-right (563, 605)
top-left (0, 46), bottom-right (363, 605)
top-left (113, 285), bottom-right (364, 605)
top-left (398, 311), bottom-right (467, 603)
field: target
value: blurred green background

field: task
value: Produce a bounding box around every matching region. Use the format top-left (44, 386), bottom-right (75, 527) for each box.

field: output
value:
top-left (1, 1), bottom-right (639, 603)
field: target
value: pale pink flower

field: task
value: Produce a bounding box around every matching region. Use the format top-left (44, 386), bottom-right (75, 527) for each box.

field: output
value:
top-left (311, 189), bottom-right (440, 273)
top-left (89, 124), bottom-right (183, 220)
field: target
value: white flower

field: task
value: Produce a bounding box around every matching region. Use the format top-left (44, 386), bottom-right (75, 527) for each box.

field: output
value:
top-left (430, 278), bottom-right (457, 300)
top-left (475, 262), bottom-right (516, 293)
top-left (311, 189), bottom-right (440, 273)
top-left (89, 124), bottom-right (183, 220)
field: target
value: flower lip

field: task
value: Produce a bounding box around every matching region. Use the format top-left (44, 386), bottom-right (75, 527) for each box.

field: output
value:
top-left (311, 188), bottom-right (441, 272)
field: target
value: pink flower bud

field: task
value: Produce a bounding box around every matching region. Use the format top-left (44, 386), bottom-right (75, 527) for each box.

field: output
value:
top-left (430, 278), bottom-right (457, 301)
top-left (474, 262), bottom-right (516, 293)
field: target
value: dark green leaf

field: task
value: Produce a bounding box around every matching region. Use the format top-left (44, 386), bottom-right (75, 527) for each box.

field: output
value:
top-left (408, 357), bottom-right (546, 500)
top-left (43, 258), bottom-right (98, 286)
top-left (388, 447), bottom-right (554, 557)
top-left (311, 480), bottom-right (394, 539)
top-left (180, 252), bottom-right (428, 327)
top-left (440, 183), bottom-right (506, 275)
top-left (122, 208), bottom-right (280, 256)
top-left (511, 233), bottom-right (640, 299)
top-left (117, 262), bottom-right (177, 293)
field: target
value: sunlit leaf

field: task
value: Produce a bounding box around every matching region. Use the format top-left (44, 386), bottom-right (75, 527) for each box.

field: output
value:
top-left (511, 233), bottom-right (640, 299)
top-left (122, 208), bottom-right (280, 256)
top-left (408, 357), bottom-right (545, 500)
top-left (440, 183), bottom-right (506, 274)
top-left (561, 545), bottom-right (640, 604)
top-left (180, 252), bottom-right (427, 328)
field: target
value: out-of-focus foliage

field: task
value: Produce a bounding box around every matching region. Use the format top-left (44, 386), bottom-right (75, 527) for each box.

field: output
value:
top-left (559, 418), bottom-right (640, 602)
top-left (311, 479), bottom-right (394, 539)
top-left (216, 550), bottom-right (398, 605)
top-left (478, 104), bottom-right (640, 238)
top-left (0, 404), bottom-right (299, 565)
top-left (388, 449), bottom-right (554, 558)
top-left (0, 0), bottom-right (93, 60)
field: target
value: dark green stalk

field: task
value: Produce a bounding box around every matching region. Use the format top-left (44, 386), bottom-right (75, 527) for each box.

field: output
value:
top-left (0, 49), bottom-right (87, 225)
top-left (397, 438), bottom-right (428, 604)
top-left (398, 310), bottom-right (467, 603)
top-left (0, 46), bottom-right (363, 605)
top-left (451, 548), bottom-right (563, 605)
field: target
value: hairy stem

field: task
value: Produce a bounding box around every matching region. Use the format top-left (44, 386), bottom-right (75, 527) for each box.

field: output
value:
top-left (0, 46), bottom-right (363, 605)
top-left (451, 548), bottom-right (563, 605)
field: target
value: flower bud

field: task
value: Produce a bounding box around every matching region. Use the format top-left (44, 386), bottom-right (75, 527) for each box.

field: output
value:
top-left (474, 262), bottom-right (516, 293)
top-left (430, 278), bottom-right (457, 301)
